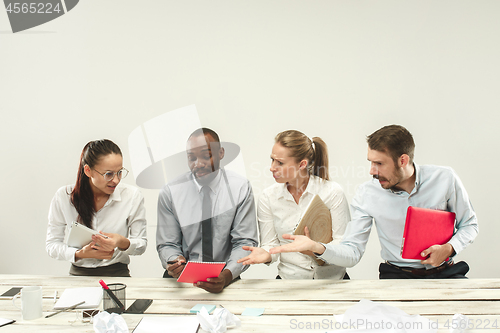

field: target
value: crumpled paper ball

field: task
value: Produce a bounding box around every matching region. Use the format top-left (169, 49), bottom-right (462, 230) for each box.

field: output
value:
top-left (197, 307), bottom-right (241, 333)
top-left (93, 311), bottom-right (128, 333)
top-left (449, 314), bottom-right (471, 333)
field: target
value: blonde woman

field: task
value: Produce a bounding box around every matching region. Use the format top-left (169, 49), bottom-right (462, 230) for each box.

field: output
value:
top-left (238, 130), bottom-right (350, 279)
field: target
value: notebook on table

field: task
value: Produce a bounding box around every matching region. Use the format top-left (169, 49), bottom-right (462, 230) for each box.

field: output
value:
top-left (54, 287), bottom-right (103, 309)
top-left (400, 206), bottom-right (456, 260)
top-left (177, 261), bottom-right (226, 283)
top-left (0, 318), bottom-right (15, 327)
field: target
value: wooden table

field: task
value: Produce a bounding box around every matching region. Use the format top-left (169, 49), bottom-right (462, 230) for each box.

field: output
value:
top-left (1, 275), bottom-right (499, 332)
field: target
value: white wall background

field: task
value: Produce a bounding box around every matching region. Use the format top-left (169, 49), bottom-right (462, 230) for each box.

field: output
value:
top-left (1, 1), bottom-right (498, 280)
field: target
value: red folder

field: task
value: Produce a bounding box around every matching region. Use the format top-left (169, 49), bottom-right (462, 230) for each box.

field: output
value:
top-left (401, 206), bottom-right (455, 260)
top-left (177, 261), bottom-right (226, 284)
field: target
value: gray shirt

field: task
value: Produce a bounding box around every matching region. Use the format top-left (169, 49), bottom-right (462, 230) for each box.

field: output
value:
top-left (156, 169), bottom-right (258, 278)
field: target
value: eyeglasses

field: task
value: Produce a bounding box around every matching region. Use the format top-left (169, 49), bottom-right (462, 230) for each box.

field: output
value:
top-left (93, 168), bottom-right (129, 181)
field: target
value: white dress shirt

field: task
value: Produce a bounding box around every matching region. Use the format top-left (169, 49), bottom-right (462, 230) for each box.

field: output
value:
top-left (259, 175), bottom-right (351, 279)
top-left (318, 164), bottom-right (478, 269)
top-left (46, 183), bottom-right (147, 268)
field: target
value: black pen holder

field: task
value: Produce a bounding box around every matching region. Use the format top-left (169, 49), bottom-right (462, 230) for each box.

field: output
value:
top-left (103, 283), bottom-right (126, 314)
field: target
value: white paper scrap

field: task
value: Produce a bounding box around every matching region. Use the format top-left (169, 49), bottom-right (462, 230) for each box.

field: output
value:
top-left (329, 299), bottom-right (437, 333)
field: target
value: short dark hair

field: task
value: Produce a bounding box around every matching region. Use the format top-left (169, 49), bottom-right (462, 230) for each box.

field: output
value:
top-left (188, 127), bottom-right (220, 143)
top-left (367, 125), bottom-right (415, 165)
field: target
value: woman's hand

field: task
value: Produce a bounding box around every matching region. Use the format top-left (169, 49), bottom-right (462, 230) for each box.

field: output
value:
top-left (92, 232), bottom-right (130, 252)
top-left (75, 242), bottom-right (114, 260)
top-left (237, 246), bottom-right (272, 265)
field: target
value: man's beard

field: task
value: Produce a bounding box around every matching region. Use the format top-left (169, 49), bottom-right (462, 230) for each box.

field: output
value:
top-left (373, 167), bottom-right (404, 190)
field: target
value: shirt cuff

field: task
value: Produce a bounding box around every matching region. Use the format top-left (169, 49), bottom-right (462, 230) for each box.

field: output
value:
top-left (66, 247), bottom-right (78, 264)
top-left (120, 238), bottom-right (148, 256)
top-left (261, 246), bottom-right (278, 265)
top-left (167, 255), bottom-right (181, 262)
top-left (314, 242), bottom-right (332, 263)
top-left (120, 239), bottom-right (137, 255)
top-left (159, 249), bottom-right (183, 268)
top-left (447, 239), bottom-right (462, 256)
top-left (224, 262), bottom-right (242, 280)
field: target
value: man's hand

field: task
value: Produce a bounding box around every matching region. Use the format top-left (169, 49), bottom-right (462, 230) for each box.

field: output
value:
top-left (420, 243), bottom-right (454, 267)
top-left (237, 246), bottom-right (272, 265)
top-left (298, 226), bottom-right (316, 257)
top-left (195, 269), bottom-right (232, 293)
top-left (166, 256), bottom-right (186, 278)
top-left (269, 228), bottom-right (325, 256)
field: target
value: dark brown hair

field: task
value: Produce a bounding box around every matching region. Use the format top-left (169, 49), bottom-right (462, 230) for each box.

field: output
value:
top-left (275, 130), bottom-right (329, 180)
top-left (367, 125), bottom-right (415, 165)
top-left (71, 139), bottom-right (122, 228)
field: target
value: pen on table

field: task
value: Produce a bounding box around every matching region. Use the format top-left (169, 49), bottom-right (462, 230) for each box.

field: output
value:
top-left (167, 261), bottom-right (186, 265)
top-left (98, 280), bottom-right (125, 311)
top-left (53, 291), bottom-right (57, 303)
top-left (45, 301), bottom-right (85, 318)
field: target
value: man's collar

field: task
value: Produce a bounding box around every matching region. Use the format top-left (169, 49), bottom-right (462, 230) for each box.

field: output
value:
top-left (193, 169), bottom-right (223, 194)
top-left (413, 162), bottom-right (421, 187)
top-left (388, 162), bottom-right (420, 194)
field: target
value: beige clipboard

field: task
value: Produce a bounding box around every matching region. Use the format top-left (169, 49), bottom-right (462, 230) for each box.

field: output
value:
top-left (294, 194), bottom-right (332, 266)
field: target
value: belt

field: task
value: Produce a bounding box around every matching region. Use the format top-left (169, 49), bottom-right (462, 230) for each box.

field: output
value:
top-left (385, 260), bottom-right (454, 276)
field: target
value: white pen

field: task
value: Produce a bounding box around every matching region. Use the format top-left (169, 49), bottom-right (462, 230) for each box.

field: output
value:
top-left (53, 291), bottom-right (57, 303)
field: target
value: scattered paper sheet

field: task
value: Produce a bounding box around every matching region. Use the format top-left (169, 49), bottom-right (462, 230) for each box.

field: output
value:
top-left (132, 316), bottom-right (199, 333)
top-left (0, 318), bottom-right (15, 327)
top-left (190, 304), bottom-right (216, 314)
top-left (330, 299), bottom-right (437, 333)
top-left (241, 308), bottom-right (265, 316)
top-left (54, 287), bottom-right (102, 309)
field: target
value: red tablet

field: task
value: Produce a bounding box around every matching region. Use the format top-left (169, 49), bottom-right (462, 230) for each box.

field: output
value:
top-left (401, 206), bottom-right (455, 260)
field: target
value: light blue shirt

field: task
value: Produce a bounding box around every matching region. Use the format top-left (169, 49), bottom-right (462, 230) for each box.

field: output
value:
top-left (318, 163), bottom-right (478, 269)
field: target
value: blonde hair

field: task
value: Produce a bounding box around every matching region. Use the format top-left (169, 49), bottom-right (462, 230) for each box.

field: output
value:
top-left (275, 130), bottom-right (329, 180)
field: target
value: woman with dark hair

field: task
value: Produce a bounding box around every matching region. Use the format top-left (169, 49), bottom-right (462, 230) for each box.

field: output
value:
top-left (46, 139), bottom-right (147, 277)
top-left (238, 130), bottom-right (350, 279)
